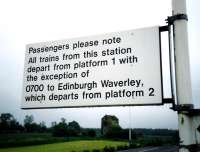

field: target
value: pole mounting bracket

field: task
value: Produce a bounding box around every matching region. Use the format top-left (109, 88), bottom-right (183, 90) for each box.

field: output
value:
top-left (166, 14), bottom-right (188, 25)
top-left (179, 144), bottom-right (200, 152)
top-left (171, 104), bottom-right (200, 116)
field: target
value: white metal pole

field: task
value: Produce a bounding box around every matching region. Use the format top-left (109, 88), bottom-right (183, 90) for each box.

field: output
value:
top-left (172, 0), bottom-right (198, 151)
top-left (172, 0), bottom-right (192, 106)
top-left (129, 107), bottom-right (132, 145)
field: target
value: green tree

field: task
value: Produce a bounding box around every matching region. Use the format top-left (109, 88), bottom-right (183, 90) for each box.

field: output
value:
top-left (87, 129), bottom-right (96, 137)
top-left (38, 121), bottom-right (47, 132)
top-left (68, 121), bottom-right (81, 136)
top-left (24, 115), bottom-right (34, 125)
top-left (61, 118), bottom-right (66, 124)
top-left (105, 126), bottom-right (122, 138)
top-left (0, 113), bottom-right (23, 133)
top-left (52, 118), bottom-right (68, 137)
top-left (24, 115), bottom-right (38, 132)
top-left (0, 113), bottom-right (14, 133)
top-left (52, 119), bottom-right (82, 137)
top-left (68, 121), bottom-right (80, 130)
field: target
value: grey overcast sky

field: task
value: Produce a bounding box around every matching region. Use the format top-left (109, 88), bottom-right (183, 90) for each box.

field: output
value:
top-left (0, 0), bottom-right (199, 129)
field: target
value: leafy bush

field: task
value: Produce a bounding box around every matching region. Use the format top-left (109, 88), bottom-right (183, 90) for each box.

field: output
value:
top-left (92, 149), bottom-right (100, 152)
top-left (129, 143), bottom-right (138, 149)
top-left (83, 150), bottom-right (90, 152)
top-left (103, 146), bottom-right (115, 152)
top-left (105, 127), bottom-right (136, 140)
top-left (88, 129), bottom-right (96, 137)
top-left (116, 145), bottom-right (129, 151)
top-left (52, 123), bottom-right (68, 137)
top-left (52, 119), bottom-right (81, 137)
top-left (105, 127), bottom-right (122, 139)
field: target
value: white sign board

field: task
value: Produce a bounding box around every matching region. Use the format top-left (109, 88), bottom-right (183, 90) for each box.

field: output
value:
top-left (22, 26), bottom-right (163, 109)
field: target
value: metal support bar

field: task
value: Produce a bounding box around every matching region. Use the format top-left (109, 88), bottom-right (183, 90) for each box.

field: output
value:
top-left (168, 24), bottom-right (177, 106)
top-left (159, 26), bottom-right (169, 32)
top-left (171, 104), bottom-right (200, 116)
top-left (159, 25), bottom-right (175, 106)
top-left (163, 98), bottom-right (174, 104)
top-left (173, 104), bottom-right (194, 111)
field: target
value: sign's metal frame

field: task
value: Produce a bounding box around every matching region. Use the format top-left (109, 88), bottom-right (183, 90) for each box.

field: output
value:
top-left (159, 26), bottom-right (174, 106)
top-left (22, 26), bottom-right (175, 110)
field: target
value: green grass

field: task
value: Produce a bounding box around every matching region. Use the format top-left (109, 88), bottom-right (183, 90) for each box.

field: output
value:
top-left (0, 140), bottom-right (127, 152)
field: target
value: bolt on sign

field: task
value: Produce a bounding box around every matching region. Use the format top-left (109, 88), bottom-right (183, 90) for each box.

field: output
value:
top-left (22, 26), bottom-right (163, 109)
